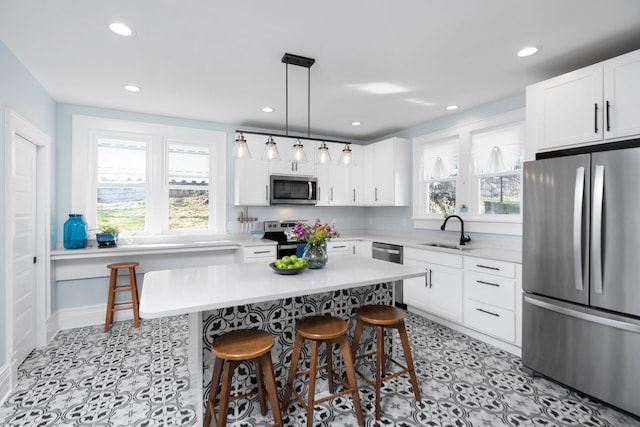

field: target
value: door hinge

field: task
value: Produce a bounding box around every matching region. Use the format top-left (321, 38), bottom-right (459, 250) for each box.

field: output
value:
top-left (33, 256), bottom-right (37, 264)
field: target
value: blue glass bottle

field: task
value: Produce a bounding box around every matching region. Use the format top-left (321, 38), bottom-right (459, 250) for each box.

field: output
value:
top-left (63, 214), bottom-right (88, 249)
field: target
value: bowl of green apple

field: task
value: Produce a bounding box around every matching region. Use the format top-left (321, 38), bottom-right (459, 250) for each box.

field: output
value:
top-left (270, 255), bottom-right (307, 275)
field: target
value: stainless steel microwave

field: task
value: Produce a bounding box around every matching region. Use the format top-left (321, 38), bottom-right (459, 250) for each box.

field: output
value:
top-left (270, 175), bottom-right (317, 205)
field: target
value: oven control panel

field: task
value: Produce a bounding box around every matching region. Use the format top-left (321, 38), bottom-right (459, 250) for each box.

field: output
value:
top-left (264, 220), bottom-right (307, 232)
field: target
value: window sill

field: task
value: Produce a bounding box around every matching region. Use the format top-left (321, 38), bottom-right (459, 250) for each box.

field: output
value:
top-left (412, 216), bottom-right (522, 236)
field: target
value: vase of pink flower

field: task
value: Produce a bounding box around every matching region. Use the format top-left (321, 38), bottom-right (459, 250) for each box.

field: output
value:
top-left (287, 219), bottom-right (339, 269)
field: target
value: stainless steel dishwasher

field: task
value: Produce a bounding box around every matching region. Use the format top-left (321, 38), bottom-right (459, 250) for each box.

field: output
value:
top-left (372, 242), bottom-right (405, 309)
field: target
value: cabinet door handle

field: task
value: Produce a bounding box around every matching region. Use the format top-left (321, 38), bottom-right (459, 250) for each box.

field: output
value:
top-left (424, 268), bottom-right (429, 288)
top-left (265, 185), bottom-right (269, 201)
top-left (253, 250), bottom-right (271, 254)
top-left (594, 103), bottom-right (599, 133)
top-left (429, 269), bottom-right (433, 288)
top-left (375, 188), bottom-right (378, 201)
top-left (476, 280), bottom-right (500, 287)
top-left (331, 187), bottom-right (334, 201)
top-left (476, 264), bottom-right (500, 271)
top-left (353, 188), bottom-right (356, 203)
top-left (606, 100), bottom-right (611, 132)
top-left (477, 308), bottom-right (500, 317)
top-left (332, 245), bottom-right (346, 249)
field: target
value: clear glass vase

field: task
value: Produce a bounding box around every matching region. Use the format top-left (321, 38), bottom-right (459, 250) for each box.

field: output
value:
top-left (303, 241), bottom-right (328, 269)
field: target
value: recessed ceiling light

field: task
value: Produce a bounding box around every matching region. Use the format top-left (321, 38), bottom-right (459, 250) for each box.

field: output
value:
top-left (445, 105), bottom-right (458, 111)
top-left (261, 107), bottom-right (274, 113)
top-left (123, 84), bottom-right (141, 92)
top-left (109, 22), bottom-right (135, 37)
top-left (517, 46), bottom-right (539, 57)
top-left (351, 121), bottom-right (361, 126)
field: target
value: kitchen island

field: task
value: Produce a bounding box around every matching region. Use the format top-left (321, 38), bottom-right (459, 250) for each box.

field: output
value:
top-left (139, 256), bottom-right (426, 422)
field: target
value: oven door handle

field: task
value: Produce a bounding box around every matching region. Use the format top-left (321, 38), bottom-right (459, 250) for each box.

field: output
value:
top-left (279, 243), bottom-right (302, 250)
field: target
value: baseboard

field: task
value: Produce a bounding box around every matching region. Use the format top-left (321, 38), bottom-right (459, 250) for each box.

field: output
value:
top-left (56, 304), bottom-right (134, 331)
top-left (0, 361), bottom-right (11, 405)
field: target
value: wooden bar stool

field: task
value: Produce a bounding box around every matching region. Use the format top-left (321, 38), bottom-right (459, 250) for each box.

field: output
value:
top-left (104, 262), bottom-right (140, 332)
top-left (204, 329), bottom-right (282, 427)
top-left (351, 304), bottom-right (421, 420)
top-left (282, 315), bottom-right (364, 427)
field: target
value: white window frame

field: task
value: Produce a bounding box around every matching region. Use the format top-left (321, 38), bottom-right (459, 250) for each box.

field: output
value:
top-left (72, 115), bottom-right (227, 236)
top-left (416, 135), bottom-right (459, 217)
top-left (412, 108), bottom-right (525, 235)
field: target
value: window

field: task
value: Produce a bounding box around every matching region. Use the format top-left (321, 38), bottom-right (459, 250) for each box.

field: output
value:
top-left (471, 123), bottom-right (524, 215)
top-left (412, 109), bottom-right (525, 235)
top-left (72, 115), bottom-right (227, 235)
top-left (420, 136), bottom-right (459, 216)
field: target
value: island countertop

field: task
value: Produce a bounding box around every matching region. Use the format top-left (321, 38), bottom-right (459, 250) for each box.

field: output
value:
top-left (139, 256), bottom-right (426, 318)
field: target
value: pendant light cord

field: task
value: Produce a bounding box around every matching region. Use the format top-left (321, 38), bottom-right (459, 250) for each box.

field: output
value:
top-left (308, 66), bottom-right (311, 138)
top-left (285, 62), bottom-right (289, 136)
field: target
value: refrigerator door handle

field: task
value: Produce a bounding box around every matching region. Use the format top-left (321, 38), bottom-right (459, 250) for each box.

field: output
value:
top-left (592, 164), bottom-right (604, 295)
top-left (573, 166), bottom-right (585, 291)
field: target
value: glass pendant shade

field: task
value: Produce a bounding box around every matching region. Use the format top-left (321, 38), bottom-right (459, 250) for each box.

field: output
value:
top-left (291, 140), bottom-right (308, 163)
top-left (232, 133), bottom-right (251, 159)
top-left (338, 144), bottom-right (353, 166)
top-left (262, 136), bottom-right (281, 161)
top-left (317, 142), bottom-right (332, 164)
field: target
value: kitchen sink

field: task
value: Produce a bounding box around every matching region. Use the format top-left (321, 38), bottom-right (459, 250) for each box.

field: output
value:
top-left (419, 242), bottom-right (474, 251)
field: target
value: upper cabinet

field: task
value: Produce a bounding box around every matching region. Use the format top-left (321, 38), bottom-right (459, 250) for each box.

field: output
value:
top-left (234, 133), bottom-right (269, 206)
top-left (528, 49), bottom-right (640, 153)
top-left (268, 136), bottom-right (316, 176)
top-left (363, 137), bottom-right (409, 206)
top-left (316, 142), bottom-right (365, 206)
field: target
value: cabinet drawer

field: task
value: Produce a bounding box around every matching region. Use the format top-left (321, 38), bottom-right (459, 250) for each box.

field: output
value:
top-left (243, 246), bottom-right (276, 260)
top-left (464, 271), bottom-right (515, 310)
top-left (464, 300), bottom-right (515, 342)
top-left (327, 241), bottom-right (350, 253)
top-left (464, 256), bottom-right (515, 278)
top-left (404, 247), bottom-right (462, 268)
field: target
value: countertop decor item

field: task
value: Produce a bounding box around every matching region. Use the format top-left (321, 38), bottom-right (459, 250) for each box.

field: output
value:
top-left (96, 225), bottom-right (119, 248)
top-left (269, 262), bottom-right (306, 275)
top-left (287, 219), bottom-right (339, 269)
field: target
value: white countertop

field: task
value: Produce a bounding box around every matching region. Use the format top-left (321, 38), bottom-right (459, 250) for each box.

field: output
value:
top-left (139, 256), bottom-right (426, 318)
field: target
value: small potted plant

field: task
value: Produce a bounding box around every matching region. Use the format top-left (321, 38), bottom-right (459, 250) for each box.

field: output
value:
top-left (96, 224), bottom-right (119, 248)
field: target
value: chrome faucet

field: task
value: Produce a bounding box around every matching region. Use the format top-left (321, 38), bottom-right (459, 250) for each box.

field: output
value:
top-left (440, 214), bottom-right (471, 246)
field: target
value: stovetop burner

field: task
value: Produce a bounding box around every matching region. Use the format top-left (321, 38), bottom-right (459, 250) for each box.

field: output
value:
top-left (263, 220), bottom-right (307, 243)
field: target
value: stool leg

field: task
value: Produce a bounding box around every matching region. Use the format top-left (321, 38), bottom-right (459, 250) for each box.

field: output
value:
top-left (397, 320), bottom-right (421, 401)
top-left (259, 353), bottom-right (283, 427)
top-left (307, 340), bottom-right (319, 427)
top-left (375, 325), bottom-right (384, 420)
top-left (255, 360), bottom-right (268, 416)
top-left (326, 341), bottom-right (334, 393)
top-left (129, 267), bottom-right (140, 328)
top-left (338, 334), bottom-right (364, 426)
top-left (283, 333), bottom-right (304, 409)
top-left (218, 360), bottom-right (237, 426)
top-left (104, 269), bottom-right (117, 332)
top-left (351, 318), bottom-right (364, 359)
top-left (204, 357), bottom-right (224, 427)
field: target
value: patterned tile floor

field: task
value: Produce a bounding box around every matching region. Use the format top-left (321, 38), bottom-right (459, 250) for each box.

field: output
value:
top-left (1, 311), bottom-right (639, 426)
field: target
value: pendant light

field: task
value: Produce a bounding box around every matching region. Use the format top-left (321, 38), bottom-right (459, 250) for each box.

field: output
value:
top-left (232, 133), bottom-right (251, 159)
top-left (317, 141), bottom-right (331, 164)
top-left (279, 53), bottom-right (315, 163)
top-left (262, 136), bottom-right (281, 161)
top-left (338, 143), bottom-right (353, 166)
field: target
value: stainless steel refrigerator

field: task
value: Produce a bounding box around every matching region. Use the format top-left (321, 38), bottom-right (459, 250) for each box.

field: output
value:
top-left (523, 145), bottom-right (640, 417)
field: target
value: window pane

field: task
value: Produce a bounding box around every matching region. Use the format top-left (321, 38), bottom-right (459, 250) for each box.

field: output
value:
top-left (479, 174), bottom-right (521, 214)
top-left (169, 189), bottom-right (209, 230)
top-left (97, 187), bottom-right (145, 231)
top-left (168, 143), bottom-right (209, 186)
top-left (428, 180), bottom-right (456, 216)
top-left (97, 138), bottom-right (146, 184)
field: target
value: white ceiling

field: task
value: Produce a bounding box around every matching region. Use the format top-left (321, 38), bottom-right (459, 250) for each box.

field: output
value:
top-left (2, 1), bottom-right (640, 142)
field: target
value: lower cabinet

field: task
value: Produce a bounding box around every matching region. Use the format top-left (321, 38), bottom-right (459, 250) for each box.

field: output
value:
top-left (463, 256), bottom-right (519, 343)
top-left (326, 240), bottom-right (351, 255)
top-left (240, 246), bottom-right (277, 263)
top-left (403, 248), bottom-right (463, 323)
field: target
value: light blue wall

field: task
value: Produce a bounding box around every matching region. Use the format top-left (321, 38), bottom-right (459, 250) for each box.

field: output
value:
top-left (0, 41), bottom-right (56, 367)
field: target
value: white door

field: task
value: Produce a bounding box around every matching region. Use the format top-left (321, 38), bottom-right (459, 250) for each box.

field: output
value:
top-left (12, 134), bottom-right (38, 365)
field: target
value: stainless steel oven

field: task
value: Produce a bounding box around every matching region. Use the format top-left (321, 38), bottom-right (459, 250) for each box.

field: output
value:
top-left (263, 220), bottom-right (307, 258)
top-left (270, 175), bottom-right (317, 205)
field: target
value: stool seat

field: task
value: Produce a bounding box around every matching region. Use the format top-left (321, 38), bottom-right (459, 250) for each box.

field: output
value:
top-left (352, 304), bottom-right (421, 420)
top-left (295, 315), bottom-right (348, 340)
top-left (104, 262), bottom-right (140, 332)
top-left (283, 315), bottom-right (364, 427)
top-left (212, 329), bottom-right (273, 360)
top-left (356, 304), bottom-right (404, 326)
top-left (205, 329), bottom-right (282, 427)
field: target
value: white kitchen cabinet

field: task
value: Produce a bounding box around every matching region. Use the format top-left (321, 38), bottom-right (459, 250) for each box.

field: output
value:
top-left (529, 48), bottom-right (640, 152)
top-left (463, 256), bottom-right (519, 343)
top-left (268, 136), bottom-right (316, 176)
top-left (234, 133), bottom-right (269, 206)
top-left (238, 245), bottom-right (277, 263)
top-left (356, 240), bottom-right (372, 257)
top-left (326, 240), bottom-right (351, 255)
top-left (349, 144), bottom-right (364, 205)
top-left (363, 137), bottom-right (409, 206)
top-left (316, 142), bottom-right (364, 206)
top-left (403, 248), bottom-right (463, 323)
